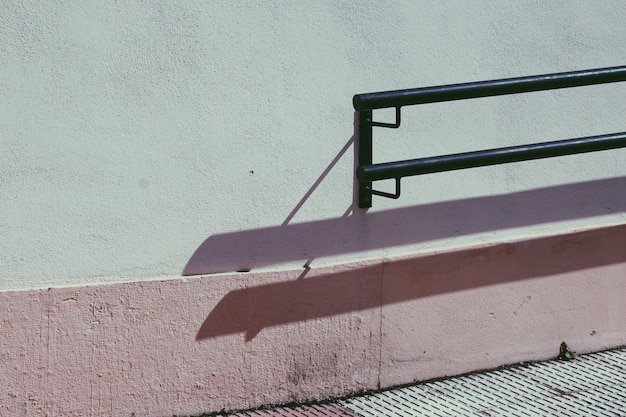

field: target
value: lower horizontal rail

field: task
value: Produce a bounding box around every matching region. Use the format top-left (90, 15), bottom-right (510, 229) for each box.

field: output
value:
top-left (357, 132), bottom-right (626, 183)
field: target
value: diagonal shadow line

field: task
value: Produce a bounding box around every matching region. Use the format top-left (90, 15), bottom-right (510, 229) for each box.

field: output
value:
top-left (196, 223), bottom-right (626, 341)
top-left (184, 176), bottom-right (626, 276)
top-left (282, 135), bottom-right (355, 226)
top-left (283, 136), bottom-right (356, 271)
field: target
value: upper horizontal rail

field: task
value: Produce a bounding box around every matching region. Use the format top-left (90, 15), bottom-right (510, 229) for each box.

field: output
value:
top-left (353, 65), bottom-right (626, 111)
top-left (357, 132), bottom-right (626, 183)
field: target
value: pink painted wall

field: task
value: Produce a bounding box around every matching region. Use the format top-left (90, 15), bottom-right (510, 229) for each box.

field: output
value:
top-left (2, 224), bottom-right (624, 416)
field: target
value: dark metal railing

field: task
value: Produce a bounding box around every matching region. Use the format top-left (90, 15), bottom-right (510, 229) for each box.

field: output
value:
top-left (355, 65), bottom-right (626, 208)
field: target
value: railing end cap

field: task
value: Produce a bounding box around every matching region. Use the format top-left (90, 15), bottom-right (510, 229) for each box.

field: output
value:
top-left (353, 94), bottom-right (365, 111)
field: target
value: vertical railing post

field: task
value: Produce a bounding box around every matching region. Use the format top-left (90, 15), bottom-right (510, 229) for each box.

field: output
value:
top-left (358, 110), bottom-right (373, 208)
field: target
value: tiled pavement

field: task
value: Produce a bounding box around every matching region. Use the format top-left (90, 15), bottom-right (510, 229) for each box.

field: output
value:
top-left (223, 347), bottom-right (626, 417)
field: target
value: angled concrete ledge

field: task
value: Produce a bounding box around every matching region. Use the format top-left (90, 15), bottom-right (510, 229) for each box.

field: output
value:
top-left (1, 223), bottom-right (625, 416)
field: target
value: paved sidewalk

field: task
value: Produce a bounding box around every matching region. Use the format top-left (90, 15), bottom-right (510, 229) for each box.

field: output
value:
top-left (223, 347), bottom-right (626, 417)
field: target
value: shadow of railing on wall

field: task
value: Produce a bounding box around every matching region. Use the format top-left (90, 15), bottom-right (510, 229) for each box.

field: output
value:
top-left (195, 222), bottom-right (626, 341)
top-left (184, 176), bottom-right (626, 276)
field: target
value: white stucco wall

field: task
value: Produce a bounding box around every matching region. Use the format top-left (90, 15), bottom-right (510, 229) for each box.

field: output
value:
top-left (1, 2), bottom-right (625, 289)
